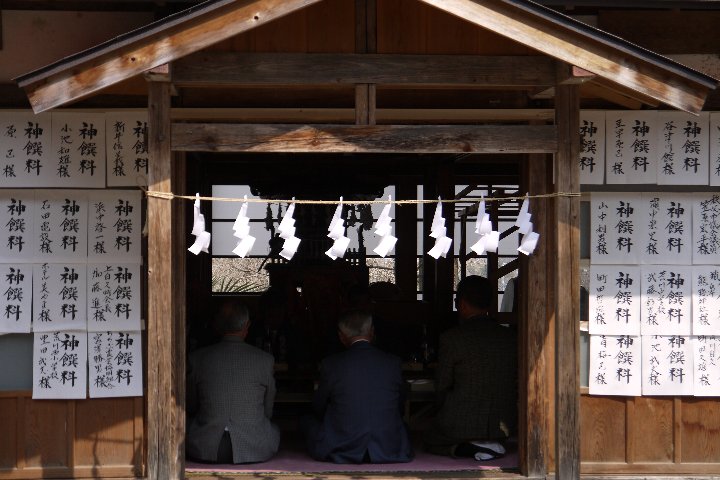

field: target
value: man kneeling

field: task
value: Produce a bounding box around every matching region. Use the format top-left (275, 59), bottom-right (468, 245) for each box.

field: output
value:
top-left (304, 310), bottom-right (413, 463)
top-left (186, 301), bottom-right (280, 464)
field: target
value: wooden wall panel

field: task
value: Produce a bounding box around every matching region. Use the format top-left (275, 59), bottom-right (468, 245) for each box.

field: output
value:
top-left (424, 7), bottom-right (478, 54)
top-left (681, 399), bottom-right (720, 463)
top-left (74, 398), bottom-right (139, 467)
top-left (253, 12), bottom-right (308, 53)
top-left (631, 397), bottom-right (673, 463)
top-left (22, 400), bottom-right (69, 468)
top-left (377, 0), bottom-right (429, 54)
top-left (475, 28), bottom-right (532, 56)
top-left (581, 395), bottom-right (720, 474)
top-left (0, 398), bottom-right (16, 469)
top-left (205, 1), bottom-right (354, 54)
top-left (598, 11), bottom-right (720, 55)
top-left (378, 0), bottom-right (533, 55)
top-left (0, 392), bottom-right (144, 479)
top-left (580, 395), bottom-right (626, 462)
top-left (306, 0), bottom-right (354, 53)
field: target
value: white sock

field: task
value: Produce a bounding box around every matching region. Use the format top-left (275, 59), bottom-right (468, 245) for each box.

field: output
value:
top-left (474, 451), bottom-right (494, 461)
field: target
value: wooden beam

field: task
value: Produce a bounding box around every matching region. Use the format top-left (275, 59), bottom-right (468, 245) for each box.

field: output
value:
top-left (171, 123), bottom-right (558, 154)
top-left (144, 63), bottom-right (171, 83)
top-left (586, 77), bottom-right (661, 108)
top-left (172, 53), bottom-right (557, 87)
top-left (579, 82), bottom-right (645, 110)
top-left (532, 65), bottom-right (595, 99)
top-left (417, 0), bottom-right (717, 113)
top-left (553, 79), bottom-right (581, 478)
top-left (147, 80), bottom-right (182, 480)
top-left (169, 108), bottom-right (556, 123)
top-left (16, 0), bottom-right (325, 113)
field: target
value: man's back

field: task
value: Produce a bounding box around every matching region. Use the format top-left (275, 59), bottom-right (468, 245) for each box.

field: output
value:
top-left (310, 341), bottom-right (413, 463)
top-left (187, 337), bottom-right (280, 463)
top-left (435, 316), bottom-right (517, 440)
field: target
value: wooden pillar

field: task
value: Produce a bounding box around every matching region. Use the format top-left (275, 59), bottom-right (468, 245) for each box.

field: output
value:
top-left (422, 177), bottom-right (437, 307)
top-left (355, 0), bottom-right (376, 126)
top-left (147, 80), bottom-right (185, 480)
top-left (435, 161), bottom-right (455, 318)
top-left (395, 179), bottom-right (418, 301)
top-left (519, 153), bottom-right (552, 477)
top-left (554, 78), bottom-right (581, 479)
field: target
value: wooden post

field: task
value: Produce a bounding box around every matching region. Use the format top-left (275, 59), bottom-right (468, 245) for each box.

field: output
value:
top-left (519, 153), bottom-right (552, 477)
top-left (554, 76), bottom-right (581, 479)
top-left (355, 0), bottom-right (376, 126)
top-left (395, 179), bottom-right (418, 301)
top-left (435, 161), bottom-right (455, 319)
top-left (147, 80), bottom-right (184, 480)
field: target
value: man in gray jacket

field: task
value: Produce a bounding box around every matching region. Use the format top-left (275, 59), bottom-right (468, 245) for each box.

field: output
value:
top-left (187, 301), bottom-right (280, 464)
top-left (424, 276), bottom-right (517, 460)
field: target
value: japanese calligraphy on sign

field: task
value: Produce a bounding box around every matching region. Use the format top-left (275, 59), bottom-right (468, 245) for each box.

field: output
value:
top-left (0, 264), bottom-right (32, 333)
top-left (657, 112), bottom-right (710, 185)
top-left (589, 266), bottom-right (641, 335)
top-left (692, 266), bottom-right (720, 336)
top-left (32, 190), bottom-right (88, 262)
top-left (591, 193), bottom-right (642, 264)
top-left (32, 330), bottom-right (87, 399)
top-left (32, 263), bottom-right (87, 332)
top-left (605, 111), bottom-right (658, 184)
top-left (0, 112), bottom-right (52, 188)
top-left (693, 335), bottom-right (720, 396)
top-left (579, 111), bottom-right (605, 185)
top-left (51, 112), bottom-right (106, 188)
top-left (708, 113), bottom-right (720, 187)
top-left (106, 112), bottom-right (148, 187)
top-left (641, 266), bottom-right (692, 336)
top-left (639, 193), bottom-right (692, 265)
top-left (641, 335), bottom-right (694, 396)
top-left (589, 334), bottom-right (641, 396)
top-left (0, 190), bottom-right (35, 262)
top-left (693, 193), bottom-right (720, 265)
top-left (87, 264), bottom-right (141, 332)
top-left (89, 331), bottom-right (143, 398)
top-left (87, 190), bottom-right (142, 263)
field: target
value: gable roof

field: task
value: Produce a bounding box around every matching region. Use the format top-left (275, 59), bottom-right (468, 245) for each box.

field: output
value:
top-left (15, 0), bottom-right (718, 113)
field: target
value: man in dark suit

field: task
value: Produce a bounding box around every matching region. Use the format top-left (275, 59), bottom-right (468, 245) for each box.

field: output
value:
top-left (304, 310), bottom-right (413, 463)
top-left (187, 301), bottom-right (280, 464)
top-left (424, 275), bottom-right (517, 460)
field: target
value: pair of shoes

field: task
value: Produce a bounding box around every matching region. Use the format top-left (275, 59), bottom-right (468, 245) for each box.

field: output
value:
top-left (470, 441), bottom-right (505, 461)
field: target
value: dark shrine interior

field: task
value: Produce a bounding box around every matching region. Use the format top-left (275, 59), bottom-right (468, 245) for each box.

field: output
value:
top-left (184, 152), bottom-right (523, 433)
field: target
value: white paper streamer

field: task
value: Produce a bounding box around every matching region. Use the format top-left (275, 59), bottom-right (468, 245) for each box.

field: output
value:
top-left (428, 198), bottom-right (452, 259)
top-left (516, 195), bottom-right (540, 256)
top-left (326, 197), bottom-right (350, 260)
top-left (231, 196), bottom-right (256, 258)
top-left (188, 193), bottom-right (211, 255)
top-left (372, 195), bottom-right (398, 258)
top-left (470, 196), bottom-right (499, 255)
top-left (279, 199), bottom-right (301, 260)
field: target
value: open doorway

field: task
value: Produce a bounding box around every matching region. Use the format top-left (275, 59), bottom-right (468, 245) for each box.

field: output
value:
top-left (184, 152), bottom-right (524, 475)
